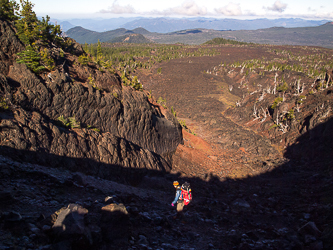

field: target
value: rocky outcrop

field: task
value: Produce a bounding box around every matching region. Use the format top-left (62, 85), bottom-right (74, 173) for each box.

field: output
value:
top-left (0, 106), bottom-right (171, 179)
top-left (5, 62), bottom-right (182, 159)
top-left (0, 20), bottom-right (182, 179)
top-left (51, 204), bottom-right (92, 249)
top-left (0, 20), bottom-right (24, 75)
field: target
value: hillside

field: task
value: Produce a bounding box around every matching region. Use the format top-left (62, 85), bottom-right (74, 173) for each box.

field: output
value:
top-left (108, 33), bottom-right (153, 44)
top-left (1, 5), bottom-right (333, 250)
top-left (135, 42), bottom-right (333, 248)
top-left (219, 22), bottom-right (333, 48)
top-left (65, 26), bottom-right (136, 44)
top-left (66, 23), bottom-right (333, 48)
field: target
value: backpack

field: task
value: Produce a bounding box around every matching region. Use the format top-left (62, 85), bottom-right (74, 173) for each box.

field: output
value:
top-left (181, 182), bottom-right (192, 205)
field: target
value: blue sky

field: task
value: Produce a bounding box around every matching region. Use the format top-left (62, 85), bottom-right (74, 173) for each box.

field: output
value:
top-left (31, 0), bottom-right (333, 20)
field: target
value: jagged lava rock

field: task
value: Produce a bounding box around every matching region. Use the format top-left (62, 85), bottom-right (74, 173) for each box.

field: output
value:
top-left (0, 19), bottom-right (183, 180)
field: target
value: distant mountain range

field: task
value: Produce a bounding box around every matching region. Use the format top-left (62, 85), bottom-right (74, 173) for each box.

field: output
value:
top-left (65, 27), bottom-right (155, 44)
top-left (120, 17), bottom-right (330, 33)
top-left (65, 22), bottom-right (333, 48)
top-left (52, 17), bottom-right (138, 32)
top-left (218, 22), bottom-right (333, 48)
top-left (54, 17), bottom-right (330, 33)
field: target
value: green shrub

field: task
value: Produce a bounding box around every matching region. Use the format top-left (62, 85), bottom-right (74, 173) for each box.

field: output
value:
top-left (147, 90), bottom-right (152, 99)
top-left (87, 125), bottom-right (100, 132)
top-left (157, 97), bottom-right (167, 108)
top-left (204, 37), bottom-right (251, 45)
top-left (277, 82), bottom-right (288, 92)
top-left (286, 109), bottom-right (295, 120)
top-left (297, 95), bottom-right (306, 104)
top-left (131, 76), bottom-right (143, 91)
top-left (121, 71), bottom-right (130, 86)
top-left (87, 75), bottom-right (101, 90)
top-left (57, 115), bottom-right (80, 129)
top-left (59, 48), bottom-right (64, 57)
top-left (271, 97), bottom-right (283, 109)
top-left (78, 54), bottom-right (90, 66)
top-left (112, 92), bottom-right (119, 98)
top-left (16, 45), bottom-right (45, 73)
top-left (0, 97), bottom-right (9, 110)
top-left (68, 116), bottom-right (80, 129)
top-left (269, 124), bottom-right (279, 130)
top-left (40, 48), bottom-right (55, 71)
top-left (57, 115), bottom-right (70, 128)
top-left (171, 106), bottom-right (176, 117)
top-left (178, 119), bottom-right (188, 130)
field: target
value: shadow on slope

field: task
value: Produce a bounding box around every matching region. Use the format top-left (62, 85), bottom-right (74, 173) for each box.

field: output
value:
top-left (0, 118), bottom-right (332, 249)
top-left (0, 145), bottom-right (168, 186)
top-left (285, 116), bottom-right (333, 165)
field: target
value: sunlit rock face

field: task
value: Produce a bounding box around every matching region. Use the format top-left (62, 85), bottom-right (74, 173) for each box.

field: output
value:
top-left (0, 20), bottom-right (183, 180)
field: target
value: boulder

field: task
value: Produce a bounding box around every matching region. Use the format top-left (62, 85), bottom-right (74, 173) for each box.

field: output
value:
top-left (298, 221), bottom-right (322, 238)
top-left (51, 204), bottom-right (92, 248)
top-left (232, 198), bottom-right (251, 208)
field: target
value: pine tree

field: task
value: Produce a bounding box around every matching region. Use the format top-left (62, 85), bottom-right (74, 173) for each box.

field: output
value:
top-left (97, 39), bottom-right (102, 59)
top-left (89, 43), bottom-right (94, 57)
top-left (38, 15), bottom-right (53, 43)
top-left (13, 0), bottom-right (63, 74)
top-left (0, 0), bottom-right (19, 21)
top-left (84, 42), bottom-right (88, 53)
top-left (39, 15), bottom-right (61, 44)
top-left (15, 0), bottom-right (39, 45)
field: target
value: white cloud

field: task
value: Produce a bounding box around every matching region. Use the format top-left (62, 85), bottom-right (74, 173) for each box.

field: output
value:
top-left (264, 0), bottom-right (287, 13)
top-left (99, 0), bottom-right (135, 14)
top-left (313, 11), bottom-right (333, 19)
top-left (98, 0), bottom-right (333, 19)
top-left (100, 0), bottom-right (208, 16)
top-left (159, 1), bottom-right (208, 16)
top-left (215, 3), bottom-right (242, 16)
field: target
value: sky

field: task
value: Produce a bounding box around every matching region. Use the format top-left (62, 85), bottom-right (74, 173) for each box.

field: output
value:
top-left (30, 0), bottom-right (333, 20)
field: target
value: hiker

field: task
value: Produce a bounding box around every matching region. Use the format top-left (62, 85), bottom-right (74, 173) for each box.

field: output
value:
top-left (171, 181), bottom-right (182, 212)
top-left (171, 181), bottom-right (192, 215)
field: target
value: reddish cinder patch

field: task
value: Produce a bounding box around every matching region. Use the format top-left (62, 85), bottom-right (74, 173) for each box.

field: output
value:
top-left (238, 147), bottom-right (247, 154)
top-left (183, 130), bottom-right (214, 154)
